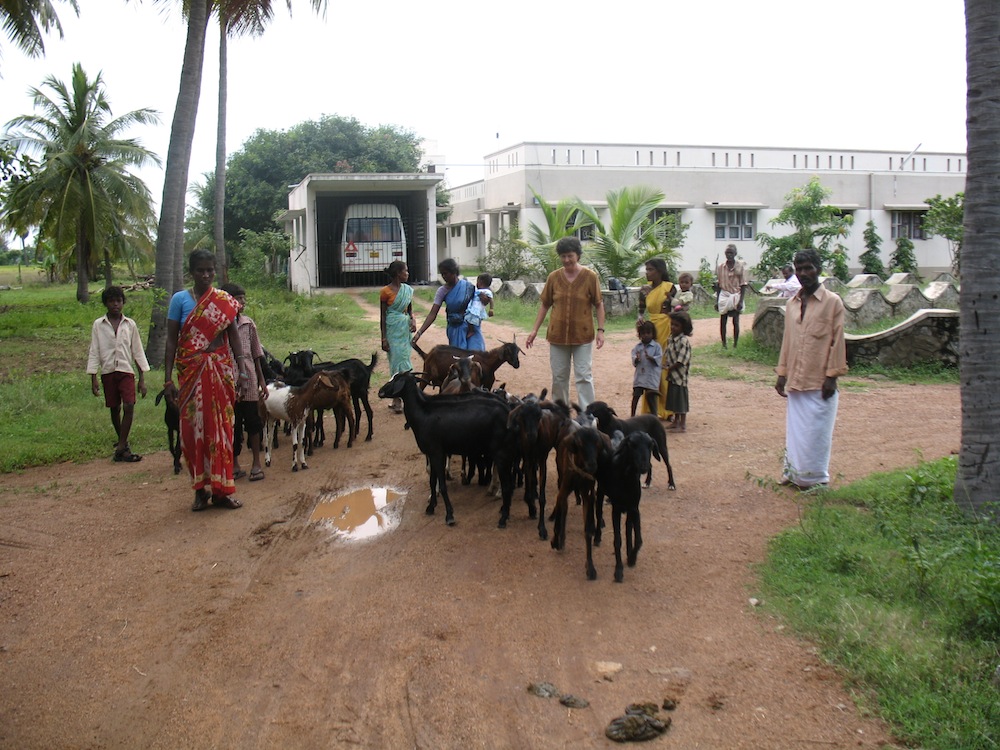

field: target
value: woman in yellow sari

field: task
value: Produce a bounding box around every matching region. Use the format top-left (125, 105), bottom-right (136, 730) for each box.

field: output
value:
top-left (637, 258), bottom-right (675, 420)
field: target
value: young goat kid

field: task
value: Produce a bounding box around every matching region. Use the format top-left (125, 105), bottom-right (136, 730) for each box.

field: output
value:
top-left (585, 400), bottom-right (676, 490)
top-left (263, 371), bottom-right (349, 472)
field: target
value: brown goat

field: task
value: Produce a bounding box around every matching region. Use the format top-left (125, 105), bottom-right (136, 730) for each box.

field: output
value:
top-left (411, 338), bottom-right (524, 391)
top-left (263, 371), bottom-right (350, 471)
top-left (439, 355), bottom-right (483, 395)
top-left (308, 369), bottom-right (356, 450)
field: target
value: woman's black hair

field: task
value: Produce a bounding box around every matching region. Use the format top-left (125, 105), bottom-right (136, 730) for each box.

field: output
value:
top-left (437, 257), bottom-right (460, 276)
top-left (188, 248), bottom-right (216, 272)
top-left (645, 257), bottom-right (670, 281)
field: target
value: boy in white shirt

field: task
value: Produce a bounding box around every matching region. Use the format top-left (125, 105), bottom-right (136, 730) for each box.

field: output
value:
top-left (87, 286), bottom-right (149, 462)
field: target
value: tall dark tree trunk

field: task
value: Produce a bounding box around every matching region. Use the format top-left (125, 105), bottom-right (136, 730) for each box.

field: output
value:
top-left (104, 248), bottom-right (113, 288)
top-left (956, 0), bottom-right (1000, 521)
top-left (214, 19), bottom-right (228, 283)
top-left (147, 0), bottom-right (211, 368)
top-left (75, 224), bottom-right (90, 303)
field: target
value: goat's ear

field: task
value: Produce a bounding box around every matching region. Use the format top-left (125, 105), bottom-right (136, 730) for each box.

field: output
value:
top-left (650, 435), bottom-right (663, 463)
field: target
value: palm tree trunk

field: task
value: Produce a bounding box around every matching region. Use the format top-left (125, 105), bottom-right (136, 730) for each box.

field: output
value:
top-left (214, 19), bottom-right (228, 283)
top-left (75, 226), bottom-right (90, 303)
top-left (147, 0), bottom-right (211, 368)
top-left (956, 0), bottom-right (1000, 521)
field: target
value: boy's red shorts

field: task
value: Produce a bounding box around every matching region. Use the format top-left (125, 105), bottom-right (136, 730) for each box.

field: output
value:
top-left (101, 372), bottom-right (136, 409)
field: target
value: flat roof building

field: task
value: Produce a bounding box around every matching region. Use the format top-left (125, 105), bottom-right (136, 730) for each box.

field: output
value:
top-left (441, 141), bottom-right (966, 278)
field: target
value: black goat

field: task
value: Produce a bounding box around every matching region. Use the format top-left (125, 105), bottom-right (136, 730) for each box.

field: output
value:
top-left (505, 398), bottom-right (573, 540)
top-left (585, 401), bottom-right (676, 490)
top-left (154, 388), bottom-right (182, 474)
top-left (378, 372), bottom-right (515, 526)
top-left (595, 431), bottom-right (662, 582)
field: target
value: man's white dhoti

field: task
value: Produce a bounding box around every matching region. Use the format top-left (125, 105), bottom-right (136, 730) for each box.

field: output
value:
top-left (784, 390), bottom-right (838, 488)
top-left (718, 289), bottom-right (741, 315)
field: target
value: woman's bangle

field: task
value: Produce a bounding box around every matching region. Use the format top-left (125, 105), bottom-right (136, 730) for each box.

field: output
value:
top-left (597, 328), bottom-right (605, 332)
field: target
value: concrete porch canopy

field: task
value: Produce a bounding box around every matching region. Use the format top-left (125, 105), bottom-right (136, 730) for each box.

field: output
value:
top-left (275, 172), bottom-right (444, 293)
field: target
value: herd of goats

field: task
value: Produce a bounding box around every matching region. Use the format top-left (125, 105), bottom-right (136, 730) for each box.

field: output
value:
top-left (156, 339), bottom-right (677, 582)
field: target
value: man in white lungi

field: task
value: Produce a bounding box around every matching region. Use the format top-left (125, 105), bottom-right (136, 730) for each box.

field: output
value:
top-left (715, 244), bottom-right (748, 348)
top-left (774, 248), bottom-right (848, 488)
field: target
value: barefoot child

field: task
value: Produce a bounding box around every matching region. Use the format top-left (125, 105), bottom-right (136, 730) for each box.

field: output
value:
top-left (663, 311), bottom-right (693, 431)
top-left (220, 282), bottom-right (268, 482)
top-left (86, 286), bottom-right (149, 462)
top-left (631, 320), bottom-right (663, 417)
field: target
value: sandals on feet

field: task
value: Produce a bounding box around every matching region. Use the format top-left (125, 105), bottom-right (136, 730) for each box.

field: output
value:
top-left (233, 469), bottom-right (247, 480)
top-left (249, 469), bottom-right (265, 482)
top-left (212, 495), bottom-right (243, 509)
top-left (191, 489), bottom-right (210, 512)
top-left (114, 449), bottom-right (142, 463)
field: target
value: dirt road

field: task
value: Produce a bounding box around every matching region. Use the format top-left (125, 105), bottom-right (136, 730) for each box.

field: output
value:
top-left (0, 302), bottom-right (957, 749)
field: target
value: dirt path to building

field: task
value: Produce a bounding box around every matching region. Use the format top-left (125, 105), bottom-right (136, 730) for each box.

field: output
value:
top-left (0, 295), bottom-right (958, 749)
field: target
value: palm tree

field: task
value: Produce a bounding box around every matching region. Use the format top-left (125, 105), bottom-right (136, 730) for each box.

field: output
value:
top-left (0, 0), bottom-right (78, 66)
top-left (955, 0), bottom-right (1000, 521)
top-left (2, 63), bottom-right (159, 302)
top-left (526, 186), bottom-right (594, 273)
top-left (147, 0), bottom-right (327, 366)
top-left (573, 185), bottom-right (672, 283)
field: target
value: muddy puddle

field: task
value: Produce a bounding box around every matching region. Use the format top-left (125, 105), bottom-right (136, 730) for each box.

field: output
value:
top-left (310, 487), bottom-right (406, 540)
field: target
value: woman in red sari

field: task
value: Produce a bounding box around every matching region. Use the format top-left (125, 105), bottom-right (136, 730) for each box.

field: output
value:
top-left (163, 250), bottom-right (248, 511)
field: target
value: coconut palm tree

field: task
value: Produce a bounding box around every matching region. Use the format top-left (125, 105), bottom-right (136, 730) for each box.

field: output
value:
top-left (2, 63), bottom-right (159, 302)
top-left (526, 185), bottom-right (594, 274)
top-left (0, 0), bottom-right (78, 65)
top-left (573, 185), bottom-right (672, 283)
top-left (147, 0), bottom-right (327, 366)
top-left (955, 0), bottom-right (1000, 521)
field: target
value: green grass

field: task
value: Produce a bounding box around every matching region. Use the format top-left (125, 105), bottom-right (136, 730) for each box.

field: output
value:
top-left (0, 279), bottom-right (381, 471)
top-left (756, 458), bottom-right (1000, 749)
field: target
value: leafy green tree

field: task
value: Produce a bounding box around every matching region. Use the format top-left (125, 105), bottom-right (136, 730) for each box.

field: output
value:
top-left (572, 185), bottom-right (675, 282)
top-left (922, 192), bottom-right (964, 277)
top-left (525, 185), bottom-right (594, 274)
top-left (0, 0), bottom-right (78, 66)
top-left (232, 227), bottom-right (288, 288)
top-left (858, 220), bottom-right (885, 277)
top-left (697, 257), bottom-right (715, 289)
top-left (218, 115), bottom-right (421, 242)
top-left (481, 225), bottom-right (538, 280)
top-left (210, 1), bottom-right (329, 282)
top-left (754, 176), bottom-right (853, 279)
top-left (1, 63), bottom-right (159, 301)
top-left (889, 237), bottom-right (919, 276)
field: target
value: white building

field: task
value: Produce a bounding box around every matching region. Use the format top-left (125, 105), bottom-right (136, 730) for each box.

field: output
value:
top-left (441, 141), bottom-right (966, 278)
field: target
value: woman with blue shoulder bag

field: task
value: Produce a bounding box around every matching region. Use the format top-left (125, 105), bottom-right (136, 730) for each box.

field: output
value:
top-left (412, 258), bottom-right (484, 350)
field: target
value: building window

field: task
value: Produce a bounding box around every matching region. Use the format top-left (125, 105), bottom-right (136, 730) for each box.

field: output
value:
top-left (574, 225), bottom-right (595, 242)
top-left (450, 226), bottom-right (461, 238)
top-left (715, 209), bottom-right (756, 240)
top-left (891, 211), bottom-right (927, 240)
top-left (466, 224), bottom-right (479, 247)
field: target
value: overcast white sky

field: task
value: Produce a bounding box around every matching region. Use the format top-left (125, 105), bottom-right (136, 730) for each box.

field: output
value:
top-left (0, 1), bottom-right (967, 210)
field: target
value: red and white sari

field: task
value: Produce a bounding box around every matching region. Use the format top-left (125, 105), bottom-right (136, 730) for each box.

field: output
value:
top-left (175, 288), bottom-right (239, 498)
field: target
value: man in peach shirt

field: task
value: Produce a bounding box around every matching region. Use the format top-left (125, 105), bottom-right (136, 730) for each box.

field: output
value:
top-left (774, 248), bottom-right (848, 488)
